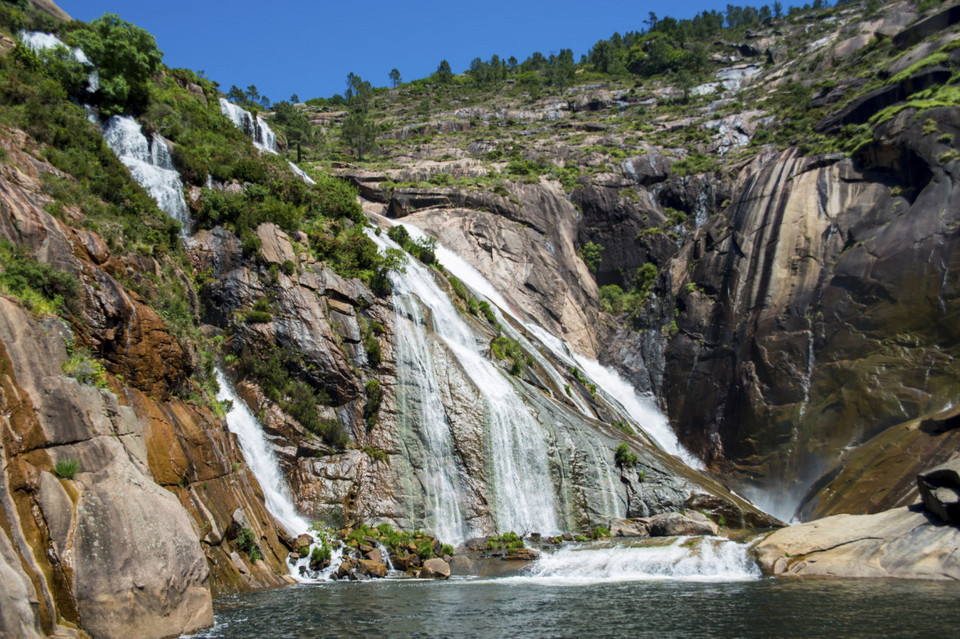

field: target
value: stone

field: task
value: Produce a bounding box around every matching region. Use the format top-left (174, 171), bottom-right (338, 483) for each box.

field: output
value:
top-left (357, 559), bottom-right (387, 578)
top-left (420, 558), bottom-right (451, 579)
top-left (610, 518), bottom-right (650, 538)
top-left (754, 506), bottom-right (960, 579)
top-left (364, 547), bottom-right (383, 563)
top-left (336, 558), bottom-right (357, 580)
top-left (647, 512), bottom-right (719, 537)
top-left (295, 533), bottom-right (314, 549)
top-left (917, 458), bottom-right (960, 524)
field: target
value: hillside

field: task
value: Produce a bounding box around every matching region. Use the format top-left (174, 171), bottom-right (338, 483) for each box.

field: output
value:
top-left (0, 0), bottom-right (959, 636)
top-left (291, 0), bottom-right (960, 519)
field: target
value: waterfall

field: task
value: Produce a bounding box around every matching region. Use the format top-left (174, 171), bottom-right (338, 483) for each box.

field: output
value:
top-left (397, 221), bottom-right (701, 468)
top-left (516, 538), bottom-right (761, 584)
top-left (19, 30), bottom-right (99, 92)
top-left (218, 97), bottom-right (315, 184)
top-left (215, 368), bottom-right (308, 536)
top-left (392, 288), bottom-right (471, 543)
top-left (371, 230), bottom-right (561, 536)
top-left (101, 115), bottom-right (191, 232)
top-left (219, 97), bottom-right (278, 153)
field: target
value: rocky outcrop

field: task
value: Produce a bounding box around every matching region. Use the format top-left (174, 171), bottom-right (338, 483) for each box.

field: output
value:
top-left (0, 126), bottom-right (292, 637)
top-left (655, 105), bottom-right (960, 518)
top-left (754, 505), bottom-right (960, 579)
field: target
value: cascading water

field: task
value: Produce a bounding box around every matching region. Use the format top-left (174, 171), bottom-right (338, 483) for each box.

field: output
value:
top-left (516, 538), bottom-right (761, 584)
top-left (102, 116), bottom-right (191, 232)
top-left (219, 98), bottom-right (278, 153)
top-left (19, 31), bottom-right (99, 92)
top-left (371, 230), bottom-right (561, 536)
top-left (215, 368), bottom-right (308, 536)
top-left (392, 286), bottom-right (472, 544)
top-left (218, 97), bottom-right (315, 184)
top-left (397, 221), bottom-right (700, 468)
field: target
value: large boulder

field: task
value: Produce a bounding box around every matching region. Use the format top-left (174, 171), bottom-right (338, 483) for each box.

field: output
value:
top-left (754, 506), bottom-right (960, 580)
top-left (917, 458), bottom-right (960, 524)
top-left (610, 518), bottom-right (650, 537)
top-left (420, 558), bottom-right (451, 579)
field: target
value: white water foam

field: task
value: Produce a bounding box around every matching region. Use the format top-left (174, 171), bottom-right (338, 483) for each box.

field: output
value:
top-left (102, 115), bottom-right (191, 232)
top-left (215, 368), bottom-right (308, 536)
top-left (502, 538), bottom-right (760, 586)
top-left (19, 30), bottom-right (99, 92)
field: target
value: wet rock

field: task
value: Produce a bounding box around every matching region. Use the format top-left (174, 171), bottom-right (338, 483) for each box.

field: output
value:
top-left (917, 459), bottom-right (960, 524)
top-left (420, 558), bottom-right (451, 579)
top-left (336, 558), bottom-right (358, 580)
top-left (357, 559), bottom-right (387, 578)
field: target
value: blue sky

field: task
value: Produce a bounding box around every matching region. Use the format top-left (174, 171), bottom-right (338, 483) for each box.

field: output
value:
top-left (58, 1), bottom-right (795, 103)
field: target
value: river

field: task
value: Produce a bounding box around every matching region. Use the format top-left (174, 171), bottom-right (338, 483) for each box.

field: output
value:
top-left (188, 576), bottom-right (960, 638)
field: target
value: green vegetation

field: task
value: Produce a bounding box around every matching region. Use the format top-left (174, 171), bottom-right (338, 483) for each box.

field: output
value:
top-left (62, 350), bottom-right (109, 388)
top-left (591, 526), bottom-right (610, 539)
top-left (0, 240), bottom-right (79, 316)
top-left (364, 379), bottom-right (383, 427)
top-left (491, 335), bottom-right (530, 376)
top-left (486, 531), bottom-right (524, 552)
top-left (235, 527), bottom-right (263, 563)
top-left (235, 344), bottom-right (348, 449)
top-left (360, 446), bottom-right (387, 462)
top-left (578, 241), bottom-right (604, 273)
top-left (615, 442), bottom-right (638, 469)
top-left (54, 458), bottom-right (79, 479)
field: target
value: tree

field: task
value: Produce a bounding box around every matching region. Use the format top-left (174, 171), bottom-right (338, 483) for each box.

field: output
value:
top-left (774, 1), bottom-right (783, 18)
top-left (272, 101), bottom-right (313, 161)
top-left (345, 72), bottom-right (372, 112)
top-left (389, 68), bottom-right (401, 88)
top-left (290, 93), bottom-right (299, 103)
top-left (341, 111), bottom-right (376, 160)
top-left (70, 14), bottom-right (163, 115)
top-left (435, 59), bottom-right (453, 83)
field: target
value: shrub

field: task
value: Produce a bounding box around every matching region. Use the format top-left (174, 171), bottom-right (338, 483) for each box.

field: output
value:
top-left (54, 458), bottom-right (79, 479)
top-left (615, 443), bottom-right (638, 468)
top-left (364, 379), bottom-right (382, 426)
top-left (62, 351), bottom-right (109, 388)
top-left (235, 527), bottom-right (263, 562)
top-left (592, 526), bottom-right (610, 539)
top-left (578, 241), bottom-right (604, 273)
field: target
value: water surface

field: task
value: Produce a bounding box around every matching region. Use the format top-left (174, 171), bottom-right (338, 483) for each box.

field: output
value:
top-left (190, 577), bottom-right (960, 638)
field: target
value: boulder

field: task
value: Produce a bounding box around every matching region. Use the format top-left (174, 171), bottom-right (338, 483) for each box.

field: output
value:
top-left (917, 458), bottom-right (960, 524)
top-left (755, 506), bottom-right (960, 579)
top-left (647, 512), bottom-right (719, 537)
top-left (357, 559), bottom-right (387, 578)
top-left (364, 547), bottom-right (383, 563)
top-left (295, 534), bottom-right (314, 550)
top-left (610, 518), bottom-right (651, 538)
top-left (336, 558), bottom-right (357, 580)
top-left (420, 558), bottom-right (451, 579)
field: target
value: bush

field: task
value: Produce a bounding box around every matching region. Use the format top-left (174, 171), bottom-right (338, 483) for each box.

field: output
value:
top-left (615, 443), bottom-right (638, 468)
top-left (364, 379), bottom-right (382, 426)
top-left (578, 241), bottom-right (604, 273)
top-left (592, 526), bottom-right (611, 539)
top-left (62, 351), bottom-right (109, 388)
top-left (54, 458), bottom-right (79, 479)
top-left (235, 527), bottom-right (263, 562)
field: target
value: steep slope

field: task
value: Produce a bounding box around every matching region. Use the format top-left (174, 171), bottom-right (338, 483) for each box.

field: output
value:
top-left (322, 0), bottom-right (960, 521)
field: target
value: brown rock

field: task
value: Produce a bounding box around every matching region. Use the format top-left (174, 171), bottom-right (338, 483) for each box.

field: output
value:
top-left (610, 518), bottom-right (650, 537)
top-left (364, 547), bottom-right (383, 563)
top-left (647, 512), bottom-right (719, 537)
top-left (357, 559), bottom-right (387, 578)
top-left (420, 558), bottom-right (451, 579)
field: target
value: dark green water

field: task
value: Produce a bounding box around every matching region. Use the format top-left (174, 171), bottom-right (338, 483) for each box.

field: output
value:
top-left (189, 577), bottom-right (960, 638)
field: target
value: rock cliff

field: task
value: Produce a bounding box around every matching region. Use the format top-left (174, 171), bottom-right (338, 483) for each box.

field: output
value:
top-left (0, 126), bottom-right (288, 638)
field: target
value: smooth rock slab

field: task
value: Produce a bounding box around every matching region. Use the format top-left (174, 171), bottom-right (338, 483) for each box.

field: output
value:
top-left (754, 506), bottom-right (960, 580)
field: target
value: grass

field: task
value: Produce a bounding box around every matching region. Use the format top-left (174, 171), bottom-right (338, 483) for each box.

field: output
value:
top-left (54, 458), bottom-right (79, 479)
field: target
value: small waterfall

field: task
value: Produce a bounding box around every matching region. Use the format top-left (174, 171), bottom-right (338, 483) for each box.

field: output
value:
top-left (19, 30), bottom-right (99, 92)
top-left (215, 368), bottom-right (308, 536)
top-left (219, 97), bottom-right (277, 153)
top-left (287, 160), bottom-right (316, 184)
top-left (102, 115), bottom-right (191, 232)
top-left (518, 538), bottom-right (760, 584)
